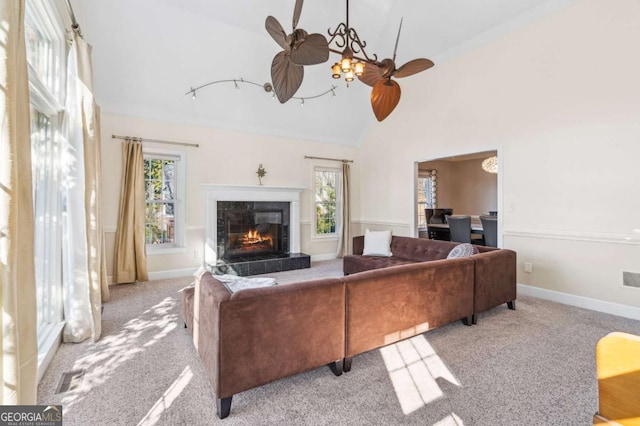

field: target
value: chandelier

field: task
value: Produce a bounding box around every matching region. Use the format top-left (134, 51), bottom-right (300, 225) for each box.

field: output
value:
top-left (327, 0), bottom-right (377, 84)
top-left (481, 156), bottom-right (498, 174)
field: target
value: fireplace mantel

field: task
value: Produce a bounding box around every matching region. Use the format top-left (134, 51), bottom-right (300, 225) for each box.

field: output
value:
top-left (203, 185), bottom-right (305, 264)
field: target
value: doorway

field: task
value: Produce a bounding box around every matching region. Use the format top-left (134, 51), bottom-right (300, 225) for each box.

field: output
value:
top-left (414, 150), bottom-right (501, 245)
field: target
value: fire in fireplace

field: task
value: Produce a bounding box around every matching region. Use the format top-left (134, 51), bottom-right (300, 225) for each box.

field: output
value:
top-left (224, 209), bottom-right (284, 258)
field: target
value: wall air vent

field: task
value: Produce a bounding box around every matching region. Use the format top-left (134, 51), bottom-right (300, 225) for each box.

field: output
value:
top-left (622, 271), bottom-right (640, 289)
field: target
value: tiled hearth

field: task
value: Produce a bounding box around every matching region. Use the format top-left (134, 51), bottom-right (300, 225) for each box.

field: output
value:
top-left (203, 185), bottom-right (311, 276)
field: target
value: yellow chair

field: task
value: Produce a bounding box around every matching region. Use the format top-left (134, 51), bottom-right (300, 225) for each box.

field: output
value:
top-left (593, 332), bottom-right (640, 425)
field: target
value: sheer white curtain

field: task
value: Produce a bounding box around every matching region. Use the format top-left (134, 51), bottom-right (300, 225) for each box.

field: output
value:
top-left (0, 0), bottom-right (38, 404)
top-left (61, 33), bottom-right (108, 342)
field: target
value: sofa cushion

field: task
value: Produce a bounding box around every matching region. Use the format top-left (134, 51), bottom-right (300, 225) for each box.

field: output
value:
top-left (447, 243), bottom-right (479, 259)
top-left (362, 229), bottom-right (393, 257)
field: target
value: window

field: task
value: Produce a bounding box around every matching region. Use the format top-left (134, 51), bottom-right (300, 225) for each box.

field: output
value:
top-left (417, 170), bottom-right (437, 228)
top-left (144, 149), bottom-right (185, 252)
top-left (25, 0), bottom-right (67, 374)
top-left (314, 167), bottom-right (341, 237)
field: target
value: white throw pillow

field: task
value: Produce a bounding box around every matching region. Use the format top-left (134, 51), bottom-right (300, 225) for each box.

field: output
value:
top-left (362, 229), bottom-right (393, 257)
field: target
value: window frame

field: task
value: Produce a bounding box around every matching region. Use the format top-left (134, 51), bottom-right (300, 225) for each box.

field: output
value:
top-left (417, 169), bottom-right (437, 229)
top-left (25, 0), bottom-right (68, 381)
top-left (143, 147), bottom-right (187, 255)
top-left (312, 165), bottom-right (342, 240)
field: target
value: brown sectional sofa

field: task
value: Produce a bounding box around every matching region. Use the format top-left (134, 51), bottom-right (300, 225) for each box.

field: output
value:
top-left (342, 257), bottom-right (475, 372)
top-left (193, 273), bottom-right (346, 419)
top-left (344, 235), bottom-right (517, 325)
top-left (189, 235), bottom-right (516, 419)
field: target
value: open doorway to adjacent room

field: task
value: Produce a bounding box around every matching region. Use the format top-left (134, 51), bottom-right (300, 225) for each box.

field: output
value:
top-left (414, 150), bottom-right (500, 245)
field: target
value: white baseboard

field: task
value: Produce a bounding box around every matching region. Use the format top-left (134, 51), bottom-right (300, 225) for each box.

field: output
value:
top-left (108, 268), bottom-right (197, 285)
top-left (310, 253), bottom-right (338, 262)
top-left (148, 268), bottom-right (199, 281)
top-left (517, 283), bottom-right (640, 321)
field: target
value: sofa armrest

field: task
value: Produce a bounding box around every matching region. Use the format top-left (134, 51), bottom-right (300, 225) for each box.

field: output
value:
top-left (195, 272), bottom-right (232, 397)
top-left (352, 235), bottom-right (365, 255)
top-left (472, 249), bottom-right (516, 315)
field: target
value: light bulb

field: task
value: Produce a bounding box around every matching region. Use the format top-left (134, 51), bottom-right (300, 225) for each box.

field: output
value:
top-left (331, 63), bottom-right (341, 79)
top-left (345, 70), bottom-right (355, 82)
top-left (341, 57), bottom-right (352, 73)
top-left (354, 62), bottom-right (365, 76)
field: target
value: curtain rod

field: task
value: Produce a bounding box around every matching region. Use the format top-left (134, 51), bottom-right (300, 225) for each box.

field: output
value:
top-left (112, 134), bottom-right (199, 148)
top-left (64, 0), bottom-right (82, 35)
top-left (304, 155), bottom-right (353, 163)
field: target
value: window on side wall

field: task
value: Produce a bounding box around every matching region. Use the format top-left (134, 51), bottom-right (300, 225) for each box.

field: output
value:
top-left (143, 149), bottom-right (186, 253)
top-left (26, 0), bottom-right (67, 370)
top-left (417, 170), bottom-right (437, 229)
top-left (314, 166), bottom-right (341, 238)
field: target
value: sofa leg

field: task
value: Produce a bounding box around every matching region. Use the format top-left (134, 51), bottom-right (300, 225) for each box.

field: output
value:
top-left (461, 316), bottom-right (472, 326)
top-left (328, 360), bottom-right (343, 376)
top-left (343, 357), bottom-right (352, 373)
top-left (472, 314), bottom-right (477, 325)
top-left (507, 300), bottom-right (516, 310)
top-left (217, 396), bottom-right (232, 419)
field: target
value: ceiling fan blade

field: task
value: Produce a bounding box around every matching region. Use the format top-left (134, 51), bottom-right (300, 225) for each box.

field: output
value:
top-left (394, 58), bottom-right (434, 78)
top-left (357, 62), bottom-right (383, 87)
top-left (290, 33), bottom-right (329, 66)
top-left (292, 0), bottom-right (303, 29)
top-left (371, 79), bottom-right (401, 122)
top-left (271, 51), bottom-right (304, 103)
top-left (266, 16), bottom-right (288, 49)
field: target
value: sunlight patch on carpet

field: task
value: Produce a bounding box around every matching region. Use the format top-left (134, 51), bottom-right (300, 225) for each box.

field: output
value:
top-left (433, 412), bottom-right (465, 426)
top-left (380, 335), bottom-right (460, 415)
top-left (137, 366), bottom-right (193, 426)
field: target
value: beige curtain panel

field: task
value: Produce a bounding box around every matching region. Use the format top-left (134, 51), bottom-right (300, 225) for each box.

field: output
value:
top-left (75, 34), bottom-right (109, 337)
top-left (337, 162), bottom-right (351, 257)
top-left (113, 140), bottom-right (149, 284)
top-left (0, 0), bottom-right (39, 404)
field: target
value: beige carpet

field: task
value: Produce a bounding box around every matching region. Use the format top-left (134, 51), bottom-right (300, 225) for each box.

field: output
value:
top-left (37, 259), bottom-right (640, 425)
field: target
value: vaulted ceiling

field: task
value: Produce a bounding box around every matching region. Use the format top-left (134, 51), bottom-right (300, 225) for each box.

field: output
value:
top-left (76, 0), bottom-right (575, 146)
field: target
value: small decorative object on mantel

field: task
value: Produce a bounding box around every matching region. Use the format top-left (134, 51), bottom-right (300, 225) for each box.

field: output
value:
top-left (256, 164), bottom-right (267, 185)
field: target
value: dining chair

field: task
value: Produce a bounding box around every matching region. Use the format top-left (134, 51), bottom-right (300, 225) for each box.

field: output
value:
top-left (446, 215), bottom-right (472, 244)
top-left (480, 215), bottom-right (498, 247)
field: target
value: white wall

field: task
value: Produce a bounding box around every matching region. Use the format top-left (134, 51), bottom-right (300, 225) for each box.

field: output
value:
top-left (356, 0), bottom-right (640, 310)
top-left (101, 113), bottom-right (357, 280)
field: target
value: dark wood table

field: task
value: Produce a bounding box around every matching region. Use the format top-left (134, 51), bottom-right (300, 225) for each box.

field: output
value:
top-left (426, 223), bottom-right (483, 241)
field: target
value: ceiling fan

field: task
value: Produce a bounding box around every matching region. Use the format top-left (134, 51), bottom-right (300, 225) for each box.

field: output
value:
top-left (357, 19), bottom-right (434, 121)
top-left (265, 0), bottom-right (329, 103)
top-left (264, 1), bottom-right (434, 121)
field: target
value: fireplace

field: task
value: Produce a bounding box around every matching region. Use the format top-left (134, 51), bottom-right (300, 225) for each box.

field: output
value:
top-left (217, 201), bottom-right (290, 260)
top-left (203, 185), bottom-right (310, 276)
top-left (224, 209), bottom-right (284, 258)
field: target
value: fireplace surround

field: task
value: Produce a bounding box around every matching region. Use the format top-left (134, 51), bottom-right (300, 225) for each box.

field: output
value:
top-left (203, 185), bottom-right (310, 276)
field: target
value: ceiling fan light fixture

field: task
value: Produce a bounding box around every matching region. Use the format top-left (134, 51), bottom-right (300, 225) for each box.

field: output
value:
top-left (331, 62), bottom-right (341, 79)
top-left (345, 70), bottom-right (355, 82)
top-left (354, 61), bottom-right (365, 76)
top-left (341, 56), bottom-right (352, 73)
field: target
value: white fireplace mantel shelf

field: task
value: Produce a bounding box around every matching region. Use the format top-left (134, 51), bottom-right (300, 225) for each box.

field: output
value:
top-left (203, 184), bottom-right (306, 263)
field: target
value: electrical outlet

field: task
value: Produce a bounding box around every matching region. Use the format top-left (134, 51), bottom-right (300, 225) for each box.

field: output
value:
top-left (524, 262), bottom-right (533, 273)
